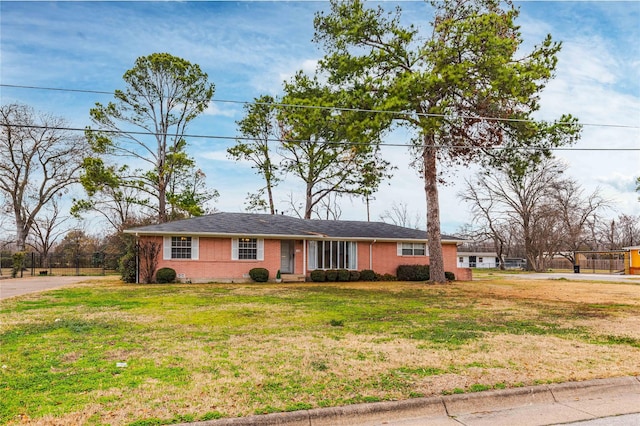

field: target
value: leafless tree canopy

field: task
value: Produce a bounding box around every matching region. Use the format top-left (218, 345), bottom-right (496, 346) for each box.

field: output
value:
top-left (459, 159), bottom-right (610, 271)
top-left (379, 202), bottom-right (423, 230)
top-left (0, 103), bottom-right (88, 251)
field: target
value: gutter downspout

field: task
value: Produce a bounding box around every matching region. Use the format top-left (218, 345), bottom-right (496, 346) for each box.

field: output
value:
top-left (370, 240), bottom-right (376, 270)
top-left (135, 233), bottom-right (139, 284)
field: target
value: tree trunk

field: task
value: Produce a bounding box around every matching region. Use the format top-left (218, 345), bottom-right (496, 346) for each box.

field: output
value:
top-left (304, 182), bottom-right (313, 219)
top-left (158, 179), bottom-right (167, 223)
top-left (494, 238), bottom-right (506, 271)
top-left (14, 206), bottom-right (28, 252)
top-left (423, 141), bottom-right (446, 283)
top-left (267, 179), bottom-right (275, 215)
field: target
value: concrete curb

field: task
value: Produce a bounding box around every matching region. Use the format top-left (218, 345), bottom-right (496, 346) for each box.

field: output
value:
top-left (174, 376), bottom-right (640, 426)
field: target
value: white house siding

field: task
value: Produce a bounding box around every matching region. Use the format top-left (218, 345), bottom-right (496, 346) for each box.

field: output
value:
top-left (457, 252), bottom-right (499, 269)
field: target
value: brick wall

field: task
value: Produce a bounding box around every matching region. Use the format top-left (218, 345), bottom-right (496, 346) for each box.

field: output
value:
top-left (151, 237), bottom-right (281, 283)
top-left (357, 241), bottom-right (472, 280)
top-left (140, 236), bottom-right (472, 282)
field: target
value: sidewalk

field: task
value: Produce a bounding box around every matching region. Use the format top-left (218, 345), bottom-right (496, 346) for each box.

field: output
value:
top-left (175, 376), bottom-right (640, 426)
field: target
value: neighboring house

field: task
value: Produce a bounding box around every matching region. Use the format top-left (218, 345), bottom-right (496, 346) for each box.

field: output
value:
top-left (623, 246), bottom-right (640, 275)
top-left (124, 212), bottom-right (472, 283)
top-left (457, 252), bottom-right (500, 269)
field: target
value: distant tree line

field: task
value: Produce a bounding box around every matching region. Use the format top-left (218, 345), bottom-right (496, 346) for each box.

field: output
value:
top-left (457, 158), bottom-right (639, 271)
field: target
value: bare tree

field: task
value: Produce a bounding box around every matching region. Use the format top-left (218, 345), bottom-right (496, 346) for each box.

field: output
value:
top-left (459, 160), bottom-right (568, 271)
top-left (550, 178), bottom-right (609, 266)
top-left (598, 214), bottom-right (640, 249)
top-left (461, 159), bottom-right (611, 271)
top-left (0, 103), bottom-right (87, 251)
top-left (616, 214), bottom-right (640, 247)
top-left (379, 202), bottom-right (423, 230)
top-left (28, 197), bottom-right (73, 267)
top-left (314, 192), bottom-right (343, 220)
top-left (458, 180), bottom-right (512, 269)
top-left (139, 240), bottom-right (161, 284)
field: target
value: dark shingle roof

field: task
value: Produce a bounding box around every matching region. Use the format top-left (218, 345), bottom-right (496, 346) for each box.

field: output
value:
top-left (125, 212), bottom-right (462, 242)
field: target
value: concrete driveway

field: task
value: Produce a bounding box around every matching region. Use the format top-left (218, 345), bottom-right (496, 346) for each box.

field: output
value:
top-left (0, 275), bottom-right (113, 300)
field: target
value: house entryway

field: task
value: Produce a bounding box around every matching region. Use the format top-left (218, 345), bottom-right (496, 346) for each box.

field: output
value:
top-left (280, 240), bottom-right (295, 274)
top-left (280, 240), bottom-right (306, 282)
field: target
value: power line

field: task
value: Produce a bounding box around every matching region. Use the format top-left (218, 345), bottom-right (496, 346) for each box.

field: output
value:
top-left (4, 123), bottom-right (640, 151)
top-left (3, 83), bottom-right (640, 130)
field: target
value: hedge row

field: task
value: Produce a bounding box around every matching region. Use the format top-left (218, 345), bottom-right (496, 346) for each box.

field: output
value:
top-left (309, 269), bottom-right (398, 282)
top-left (396, 265), bottom-right (455, 281)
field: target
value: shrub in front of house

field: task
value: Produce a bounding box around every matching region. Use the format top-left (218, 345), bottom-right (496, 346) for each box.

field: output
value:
top-left (349, 270), bottom-right (361, 281)
top-left (359, 269), bottom-right (377, 281)
top-left (396, 265), bottom-right (430, 281)
top-left (249, 267), bottom-right (269, 283)
top-left (310, 270), bottom-right (326, 282)
top-left (336, 269), bottom-right (351, 281)
top-left (156, 267), bottom-right (177, 284)
top-left (325, 269), bottom-right (339, 282)
top-left (119, 251), bottom-right (137, 283)
top-left (445, 271), bottom-right (456, 281)
top-left (381, 273), bottom-right (397, 281)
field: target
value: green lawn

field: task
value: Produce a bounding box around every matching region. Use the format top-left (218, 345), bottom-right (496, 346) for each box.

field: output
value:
top-left (1, 278), bottom-right (639, 425)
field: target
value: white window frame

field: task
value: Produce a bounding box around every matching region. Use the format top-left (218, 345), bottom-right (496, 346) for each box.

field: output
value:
top-left (163, 236), bottom-right (199, 260)
top-left (231, 238), bottom-right (264, 261)
top-left (308, 240), bottom-right (357, 270)
top-left (397, 242), bottom-right (428, 256)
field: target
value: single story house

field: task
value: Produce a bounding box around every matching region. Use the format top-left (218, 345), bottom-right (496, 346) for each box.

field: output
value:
top-left (457, 252), bottom-right (500, 269)
top-left (124, 212), bottom-right (472, 283)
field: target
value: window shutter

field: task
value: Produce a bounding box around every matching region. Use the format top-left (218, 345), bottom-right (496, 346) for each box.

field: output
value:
top-left (163, 236), bottom-right (172, 260)
top-left (257, 239), bottom-right (264, 261)
top-left (231, 239), bottom-right (238, 260)
top-left (397, 243), bottom-right (403, 256)
top-left (191, 237), bottom-right (199, 260)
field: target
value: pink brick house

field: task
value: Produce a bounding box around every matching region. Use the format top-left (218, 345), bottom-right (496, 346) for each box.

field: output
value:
top-left (125, 212), bottom-right (472, 283)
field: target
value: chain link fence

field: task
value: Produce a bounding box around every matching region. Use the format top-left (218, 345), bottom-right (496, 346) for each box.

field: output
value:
top-left (0, 251), bottom-right (120, 278)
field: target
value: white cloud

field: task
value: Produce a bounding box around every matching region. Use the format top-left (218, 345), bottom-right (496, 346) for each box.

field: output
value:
top-left (596, 173), bottom-right (640, 193)
top-left (204, 103), bottom-right (237, 118)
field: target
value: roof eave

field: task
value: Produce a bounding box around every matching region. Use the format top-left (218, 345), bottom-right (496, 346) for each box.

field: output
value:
top-left (124, 229), bottom-right (460, 243)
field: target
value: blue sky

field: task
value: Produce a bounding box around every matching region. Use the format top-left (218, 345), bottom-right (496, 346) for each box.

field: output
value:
top-left (1, 1), bottom-right (639, 234)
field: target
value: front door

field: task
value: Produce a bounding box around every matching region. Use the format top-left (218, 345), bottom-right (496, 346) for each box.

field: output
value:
top-left (280, 240), bottom-right (295, 274)
top-left (469, 256), bottom-right (477, 268)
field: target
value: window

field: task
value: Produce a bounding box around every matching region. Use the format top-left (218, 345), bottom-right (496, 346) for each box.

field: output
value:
top-left (459, 257), bottom-right (464, 263)
top-left (308, 241), bottom-right (357, 270)
top-left (163, 236), bottom-right (199, 260)
top-left (172, 236), bottom-right (192, 259)
top-left (398, 242), bottom-right (427, 256)
top-left (231, 238), bottom-right (264, 261)
top-left (238, 238), bottom-right (257, 259)
top-left (478, 257), bottom-right (484, 263)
